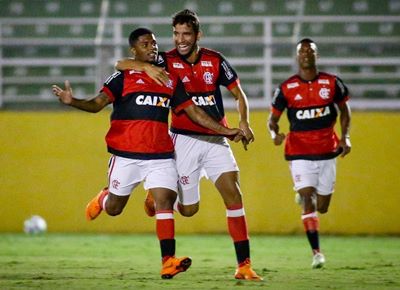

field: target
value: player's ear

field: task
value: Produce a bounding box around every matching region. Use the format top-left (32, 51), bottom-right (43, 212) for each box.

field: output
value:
top-left (196, 30), bottom-right (203, 41)
top-left (129, 47), bottom-right (136, 57)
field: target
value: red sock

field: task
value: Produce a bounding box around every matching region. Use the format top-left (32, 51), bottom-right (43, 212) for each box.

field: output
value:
top-left (156, 210), bottom-right (174, 240)
top-left (99, 188), bottom-right (109, 211)
top-left (226, 204), bottom-right (249, 242)
top-left (156, 210), bottom-right (175, 262)
top-left (302, 212), bottom-right (320, 232)
top-left (302, 212), bottom-right (320, 253)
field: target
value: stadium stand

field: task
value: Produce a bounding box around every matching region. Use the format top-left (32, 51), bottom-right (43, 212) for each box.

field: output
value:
top-left (0, 0), bottom-right (399, 109)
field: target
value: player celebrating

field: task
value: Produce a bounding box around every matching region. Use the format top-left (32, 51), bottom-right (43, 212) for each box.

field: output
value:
top-left (268, 38), bottom-right (352, 268)
top-left (114, 9), bottom-right (262, 281)
top-left (52, 28), bottom-right (243, 279)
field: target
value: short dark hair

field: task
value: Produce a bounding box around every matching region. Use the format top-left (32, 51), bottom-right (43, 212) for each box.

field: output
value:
top-left (296, 38), bottom-right (318, 54)
top-left (128, 27), bottom-right (154, 47)
top-left (297, 38), bottom-right (316, 46)
top-left (172, 9), bottom-right (200, 34)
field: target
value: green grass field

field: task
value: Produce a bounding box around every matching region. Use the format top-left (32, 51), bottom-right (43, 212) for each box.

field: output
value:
top-left (0, 234), bottom-right (399, 290)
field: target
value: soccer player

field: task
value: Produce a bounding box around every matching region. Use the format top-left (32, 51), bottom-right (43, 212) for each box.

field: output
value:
top-left (115, 9), bottom-right (262, 281)
top-left (268, 38), bottom-right (352, 268)
top-left (52, 28), bottom-right (243, 279)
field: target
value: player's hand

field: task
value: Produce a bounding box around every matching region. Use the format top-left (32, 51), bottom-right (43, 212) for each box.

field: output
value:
top-left (144, 64), bottom-right (170, 86)
top-left (225, 128), bottom-right (245, 143)
top-left (239, 122), bottom-right (255, 151)
top-left (273, 132), bottom-right (286, 146)
top-left (339, 137), bottom-right (351, 157)
top-left (52, 80), bottom-right (74, 105)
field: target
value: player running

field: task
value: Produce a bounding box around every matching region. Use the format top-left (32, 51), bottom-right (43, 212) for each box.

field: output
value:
top-left (268, 38), bottom-right (352, 268)
top-left (52, 28), bottom-right (243, 279)
top-left (114, 9), bottom-right (262, 281)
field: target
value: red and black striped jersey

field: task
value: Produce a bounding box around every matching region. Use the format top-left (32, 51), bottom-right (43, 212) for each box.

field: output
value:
top-left (271, 72), bottom-right (350, 160)
top-left (163, 48), bottom-right (240, 135)
top-left (101, 68), bottom-right (193, 160)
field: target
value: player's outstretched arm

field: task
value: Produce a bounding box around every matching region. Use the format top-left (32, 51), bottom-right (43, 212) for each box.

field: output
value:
top-left (114, 58), bottom-right (169, 86)
top-left (184, 104), bottom-right (244, 142)
top-left (52, 80), bottom-right (110, 113)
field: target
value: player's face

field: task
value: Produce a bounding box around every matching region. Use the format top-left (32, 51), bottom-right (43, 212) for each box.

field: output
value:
top-left (173, 23), bottom-right (199, 57)
top-left (296, 42), bottom-right (318, 69)
top-left (131, 34), bottom-right (158, 63)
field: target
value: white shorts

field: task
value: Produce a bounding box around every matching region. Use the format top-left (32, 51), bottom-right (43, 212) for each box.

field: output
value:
top-left (289, 159), bottom-right (336, 195)
top-left (107, 155), bottom-right (178, 196)
top-left (171, 133), bottom-right (239, 205)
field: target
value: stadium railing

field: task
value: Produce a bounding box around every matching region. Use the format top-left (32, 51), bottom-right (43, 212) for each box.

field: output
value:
top-left (1, 14), bottom-right (400, 109)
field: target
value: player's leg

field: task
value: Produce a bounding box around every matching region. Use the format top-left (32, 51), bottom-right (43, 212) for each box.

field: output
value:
top-left (143, 189), bottom-right (156, 217)
top-left (144, 159), bottom-right (191, 279)
top-left (213, 171), bottom-right (262, 281)
top-left (86, 156), bottom-right (139, 220)
top-left (172, 133), bottom-right (203, 217)
top-left (316, 158), bottom-right (336, 214)
top-left (316, 194), bottom-right (332, 213)
top-left (204, 139), bottom-right (262, 281)
top-left (290, 160), bottom-right (324, 268)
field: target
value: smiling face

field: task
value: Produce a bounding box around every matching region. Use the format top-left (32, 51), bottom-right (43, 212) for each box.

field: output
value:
top-left (173, 23), bottom-right (200, 59)
top-left (130, 33), bottom-right (158, 63)
top-left (296, 41), bottom-right (318, 70)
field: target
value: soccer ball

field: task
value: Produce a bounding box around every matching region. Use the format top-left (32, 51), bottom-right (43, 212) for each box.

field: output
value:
top-left (24, 215), bottom-right (47, 234)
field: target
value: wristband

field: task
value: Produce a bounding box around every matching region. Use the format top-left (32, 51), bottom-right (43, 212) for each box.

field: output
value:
top-left (270, 130), bottom-right (277, 139)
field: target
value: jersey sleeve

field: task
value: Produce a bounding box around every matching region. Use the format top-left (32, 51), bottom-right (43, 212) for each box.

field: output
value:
top-left (101, 71), bottom-right (124, 102)
top-left (171, 77), bottom-right (193, 113)
top-left (333, 76), bottom-right (350, 104)
top-left (218, 54), bottom-right (239, 89)
top-left (270, 86), bottom-right (287, 116)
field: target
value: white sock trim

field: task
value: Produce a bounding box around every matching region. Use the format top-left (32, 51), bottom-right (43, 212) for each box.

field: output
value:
top-left (226, 208), bottom-right (245, 217)
top-left (102, 195), bottom-right (108, 210)
top-left (156, 212), bottom-right (174, 220)
top-left (301, 211), bottom-right (318, 220)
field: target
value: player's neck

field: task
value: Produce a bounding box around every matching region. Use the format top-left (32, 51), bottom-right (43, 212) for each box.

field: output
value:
top-left (298, 68), bottom-right (318, 81)
top-left (185, 45), bottom-right (200, 64)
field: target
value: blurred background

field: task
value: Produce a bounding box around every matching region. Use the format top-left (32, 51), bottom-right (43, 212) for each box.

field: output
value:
top-left (0, 0), bottom-right (399, 235)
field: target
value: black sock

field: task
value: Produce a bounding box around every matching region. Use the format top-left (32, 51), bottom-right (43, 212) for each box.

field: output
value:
top-left (234, 240), bottom-right (250, 264)
top-left (160, 239), bottom-right (175, 259)
top-left (306, 230), bottom-right (320, 252)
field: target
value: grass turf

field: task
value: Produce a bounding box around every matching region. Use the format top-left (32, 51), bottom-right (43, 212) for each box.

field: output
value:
top-left (0, 234), bottom-right (399, 289)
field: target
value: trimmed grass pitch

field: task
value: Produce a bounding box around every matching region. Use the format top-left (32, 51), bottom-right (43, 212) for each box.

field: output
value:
top-left (0, 234), bottom-right (399, 289)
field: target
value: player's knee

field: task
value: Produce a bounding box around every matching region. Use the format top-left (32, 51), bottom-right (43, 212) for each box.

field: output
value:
top-left (105, 204), bottom-right (124, 216)
top-left (179, 203), bottom-right (199, 217)
top-left (318, 206), bottom-right (329, 214)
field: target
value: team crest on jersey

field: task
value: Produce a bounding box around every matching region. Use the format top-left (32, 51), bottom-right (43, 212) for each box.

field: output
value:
top-left (136, 79), bottom-right (145, 84)
top-left (203, 72), bottom-right (214, 84)
top-left (180, 176), bottom-right (190, 185)
top-left (182, 76), bottom-right (190, 83)
top-left (287, 82), bottom-right (299, 89)
top-left (319, 87), bottom-right (330, 100)
top-left (201, 61), bottom-right (212, 67)
top-left (111, 179), bottom-right (120, 190)
top-left (172, 62), bottom-right (184, 69)
top-left (318, 79), bottom-right (330, 85)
